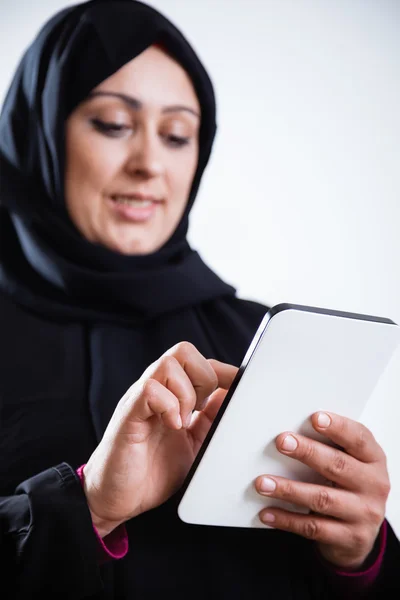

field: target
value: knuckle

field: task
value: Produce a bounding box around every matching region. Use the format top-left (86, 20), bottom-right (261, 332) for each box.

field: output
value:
top-left (142, 377), bottom-right (158, 400)
top-left (175, 341), bottom-right (196, 358)
top-left (354, 425), bottom-right (368, 453)
top-left (311, 489), bottom-right (332, 514)
top-left (208, 367), bottom-right (218, 389)
top-left (184, 387), bottom-right (197, 408)
top-left (279, 482), bottom-right (296, 502)
top-left (382, 479), bottom-right (391, 498)
top-left (284, 515), bottom-right (297, 533)
top-left (303, 519), bottom-right (320, 540)
top-left (375, 477), bottom-right (391, 500)
top-left (364, 501), bottom-right (385, 526)
top-left (326, 451), bottom-right (347, 478)
top-left (336, 417), bottom-right (347, 436)
top-left (381, 448), bottom-right (388, 465)
top-left (351, 528), bottom-right (370, 553)
top-left (160, 355), bottom-right (179, 372)
top-left (300, 443), bottom-right (315, 462)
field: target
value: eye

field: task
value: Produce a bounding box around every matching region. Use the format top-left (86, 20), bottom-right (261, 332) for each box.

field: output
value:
top-left (163, 134), bottom-right (191, 148)
top-left (90, 118), bottom-right (131, 138)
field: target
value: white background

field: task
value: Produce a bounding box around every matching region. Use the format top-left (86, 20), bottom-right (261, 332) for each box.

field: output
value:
top-left (1, 0), bottom-right (400, 535)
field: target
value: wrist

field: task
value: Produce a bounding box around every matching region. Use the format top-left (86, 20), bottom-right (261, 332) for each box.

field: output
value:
top-left (89, 511), bottom-right (123, 539)
top-left (317, 536), bottom-right (378, 572)
top-left (77, 463), bottom-right (124, 539)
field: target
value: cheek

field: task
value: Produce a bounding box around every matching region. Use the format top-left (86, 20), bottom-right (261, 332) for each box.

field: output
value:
top-left (64, 129), bottom-right (125, 241)
top-left (65, 137), bottom-right (119, 201)
top-left (167, 150), bottom-right (198, 213)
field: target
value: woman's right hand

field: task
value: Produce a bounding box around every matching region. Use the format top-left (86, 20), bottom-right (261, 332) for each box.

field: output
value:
top-left (82, 342), bottom-right (237, 537)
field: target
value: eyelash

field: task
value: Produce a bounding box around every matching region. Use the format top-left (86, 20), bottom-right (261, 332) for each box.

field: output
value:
top-left (90, 119), bottom-right (190, 148)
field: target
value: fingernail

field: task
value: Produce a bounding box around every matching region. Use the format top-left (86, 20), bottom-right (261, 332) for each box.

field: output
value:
top-left (261, 512), bottom-right (275, 523)
top-left (317, 412), bottom-right (331, 428)
top-left (282, 435), bottom-right (298, 452)
top-left (259, 477), bottom-right (276, 493)
top-left (185, 413), bottom-right (192, 428)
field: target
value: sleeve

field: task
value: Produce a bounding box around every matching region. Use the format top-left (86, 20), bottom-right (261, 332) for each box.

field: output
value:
top-left (316, 519), bottom-right (400, 598)
top-left (314, 520), bottom-right (385, 597)
top-left (330, 520), bottom-right (386, 588)
top-left (76, 464), bottom-right (129, 563)
top-left (0, 462), bottom-right (105, 599)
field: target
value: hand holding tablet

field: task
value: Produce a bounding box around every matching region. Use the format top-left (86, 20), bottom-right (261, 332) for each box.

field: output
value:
top-left (253, 406), bottom-right (392, 568)
top-left (178, 303), bottom-right (400, 538)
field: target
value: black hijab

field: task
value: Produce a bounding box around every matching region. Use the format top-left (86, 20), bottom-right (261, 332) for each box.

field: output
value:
top-left (0, 0), bottom-right (235, 323)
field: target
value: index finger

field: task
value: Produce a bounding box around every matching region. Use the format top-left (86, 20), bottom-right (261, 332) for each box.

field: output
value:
top-left (162, 342), bottom-right (219, 406)
top-left (141, 342), bottom-right (218, 415)
top-left (311, 411), bottom-right (385, 464)
top-left (208, 359), bottom-right (238, 390)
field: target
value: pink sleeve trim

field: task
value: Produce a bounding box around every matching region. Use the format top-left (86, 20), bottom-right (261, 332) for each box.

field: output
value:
top-left (333, 519), bottom-right (386, 584)
top-left (319, 519), bottom-right (387, 593)
top-left (76, 464), bottom-right (129, 563)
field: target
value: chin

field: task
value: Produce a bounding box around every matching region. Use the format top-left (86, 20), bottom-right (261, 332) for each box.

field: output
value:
top-left (106, 236), bottom-right (159, 256)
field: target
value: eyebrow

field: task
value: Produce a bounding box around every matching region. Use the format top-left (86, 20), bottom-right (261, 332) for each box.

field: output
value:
top-left (88, 91), bottom-right (200, 118)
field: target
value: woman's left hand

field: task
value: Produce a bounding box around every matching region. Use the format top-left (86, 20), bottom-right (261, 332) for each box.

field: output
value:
top-left (255, 412), bottom-right (390, 570)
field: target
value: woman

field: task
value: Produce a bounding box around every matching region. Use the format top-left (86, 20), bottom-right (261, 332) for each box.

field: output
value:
top-left (0, 1), bottom-right (398, 598)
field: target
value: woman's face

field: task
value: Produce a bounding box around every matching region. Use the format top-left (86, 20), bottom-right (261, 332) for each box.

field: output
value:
top-left (64, 46), bottom-right (200, 255)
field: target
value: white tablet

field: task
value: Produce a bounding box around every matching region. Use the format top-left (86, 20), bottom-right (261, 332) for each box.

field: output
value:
top-left (177, 303), bottom-right (400, 528)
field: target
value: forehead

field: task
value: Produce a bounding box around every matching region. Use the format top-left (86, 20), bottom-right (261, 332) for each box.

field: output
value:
top-left (92, 46), bottom-right (200, 111)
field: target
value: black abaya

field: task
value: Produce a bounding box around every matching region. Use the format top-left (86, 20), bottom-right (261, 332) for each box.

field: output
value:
top-left (0, 1), bottom-right (399, 598)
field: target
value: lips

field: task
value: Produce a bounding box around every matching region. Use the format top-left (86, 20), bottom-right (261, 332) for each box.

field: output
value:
top-left (108, 194), bottom-right (162, 222)
top-left (111, 193), bottom-right (162, 203)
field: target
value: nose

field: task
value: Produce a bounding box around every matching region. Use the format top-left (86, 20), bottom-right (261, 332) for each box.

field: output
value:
top-left (124, 130), bottom-right (164, 180)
